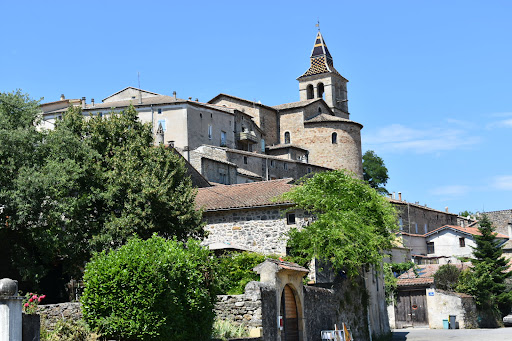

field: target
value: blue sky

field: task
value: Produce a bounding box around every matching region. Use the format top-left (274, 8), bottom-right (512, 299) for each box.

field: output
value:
top-left (2, 1), bottom-right (511, 215)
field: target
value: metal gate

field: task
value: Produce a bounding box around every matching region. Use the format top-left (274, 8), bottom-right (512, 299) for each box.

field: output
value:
top-left (395, 289), bottom-right (428, 328)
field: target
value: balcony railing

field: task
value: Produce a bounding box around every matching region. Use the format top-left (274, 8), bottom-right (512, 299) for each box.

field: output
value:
top-left (237, 131), bottom-right (258, 144)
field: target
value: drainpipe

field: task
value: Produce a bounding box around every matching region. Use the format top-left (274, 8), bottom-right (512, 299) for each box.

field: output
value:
top-left (150, 104), bottom-right (154, 136)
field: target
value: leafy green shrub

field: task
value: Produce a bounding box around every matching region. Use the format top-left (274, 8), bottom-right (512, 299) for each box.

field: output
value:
top-left (81, 235), bottom-right (217, 341)
top-left (40, 318), bottom-right (100, 341)
top-left (212, 319), bottom-right (248, 340)
top-left (434, 264), bottom-right (461, 291)
top-left (215, 252), bottom-right (279, 295)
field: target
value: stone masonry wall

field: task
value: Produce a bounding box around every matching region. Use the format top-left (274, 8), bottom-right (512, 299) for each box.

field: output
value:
top-left (37, 302), bottom-right (82, 330)
top-left (203, 207), bottom-right (311, 255)
top-left (394, 202), bottom-right (458, 234)
top-left (485, 209), bottom-right (512, 236)
top-left (214, 282), bottom-right (264, 335)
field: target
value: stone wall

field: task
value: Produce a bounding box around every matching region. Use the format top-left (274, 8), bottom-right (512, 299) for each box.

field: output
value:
top-left (215, 281), bottom-right (265, 337)
top-left (203, 207), bottom-right (311, 255)
top-left (37, 302), bottom-right (82, 330)
top-left (303, 277), bottom-right (372, 341)
top-left (485, 209), bottom-right (512, 236)
top-left (393, 201), bottom-right (458, 234)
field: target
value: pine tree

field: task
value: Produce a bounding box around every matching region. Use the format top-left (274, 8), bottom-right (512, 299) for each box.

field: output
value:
top-left (458, 214), bottom-right (512, 317)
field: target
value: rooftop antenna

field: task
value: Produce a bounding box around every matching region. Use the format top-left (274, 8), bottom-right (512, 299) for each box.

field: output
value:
top-left (137, 72), bottom-right (142, 104)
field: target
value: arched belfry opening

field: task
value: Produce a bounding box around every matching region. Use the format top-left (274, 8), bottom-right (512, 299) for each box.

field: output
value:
top-left (317, 83), bottom-right (324, 99)
top-left (306, 84), bottom-right (314, 99)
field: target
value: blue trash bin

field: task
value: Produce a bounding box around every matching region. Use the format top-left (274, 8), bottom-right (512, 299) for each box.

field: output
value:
top-left (443, 319), bottom-right (449, 329)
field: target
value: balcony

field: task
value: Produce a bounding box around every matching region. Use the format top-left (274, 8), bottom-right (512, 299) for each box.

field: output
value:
top-left (237, 131), bottom-right (258, 144)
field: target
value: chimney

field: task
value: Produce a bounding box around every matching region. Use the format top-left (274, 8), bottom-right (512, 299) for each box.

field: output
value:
top-left (508, 221), bottom-right (512, 238)
top-left (392, 192), bottom-right (396, 200)
top-left (445, 207), bottom-right (449, 213)
top-left (188, 97), bottom-right (192, 100)
top-left (60, 94), bottom-right (65, 101)
top-left (398, 192), bottom-right (402, 201)
top-left (195, 98), bottom-right (198, 102)
top-left (91, 98), bottom-right (95, 107)
top-left (81, 97), bottom-right (86, 109)
top-left (173, 91), bottom-right (177, 100)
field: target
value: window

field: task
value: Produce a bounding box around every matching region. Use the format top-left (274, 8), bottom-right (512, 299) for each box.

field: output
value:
top-left (219, 173), bottom-right (227, 185)
top-left (286, 212), bottom-right (296, 225)
top-left (427, 242), bottom-right (435, 254)
top-left (208, 125), bottom-right (212, 139)
top-left (318, 107), bottom-right (322, 114)
top-left (399, 218), bottom-right (403, 231)
top-left (459, 238), bottom-right (465, 247)
top-left (261, 139), bottom-right (265, 152)
top-left (270, 160), bottom-right (275, 168)
top-left (307, 167), bottom-right (312, 174)
top-left (220, 131), bottom-right (226, 147)
top-left (332, 132), bottom-right (337, 144)
top-left (284, 132), bottom-right (290, 144)
top-left (200, 113), bottom-right (203, 119)
top-left (415, 222), bottom-right (418, 234)
top-left (158, 108), bottom-right (162, 114)
top-left (424, 223), bottom-right (428, 234)
top-left (283, 163), bottom-right (288, 170)
top-left (243, 156), bottom-right (248, 164)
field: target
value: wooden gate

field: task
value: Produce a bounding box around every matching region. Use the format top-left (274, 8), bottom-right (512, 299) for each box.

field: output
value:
top-left (395, 289), bottom-right (428, 328)
top-left (280, 284), bottom-right (299, 341)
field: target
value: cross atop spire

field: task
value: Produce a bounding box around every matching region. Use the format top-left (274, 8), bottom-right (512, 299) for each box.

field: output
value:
top-left (298, 31), bottom-right (341, 79)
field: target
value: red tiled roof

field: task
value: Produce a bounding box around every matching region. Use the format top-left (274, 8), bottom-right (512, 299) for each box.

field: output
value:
top-left (195, 178), bottom-right (295, 211)
top-left (397, 277), bottom-right (434, 286)
top-left (425, 225), bottom-right (509, 239)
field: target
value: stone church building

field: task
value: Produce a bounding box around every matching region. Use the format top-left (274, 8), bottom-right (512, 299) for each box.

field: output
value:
top-left (40, 31), bottom-right (363, 184)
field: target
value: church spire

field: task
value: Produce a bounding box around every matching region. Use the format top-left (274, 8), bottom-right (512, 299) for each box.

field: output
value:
top-left (298, 31), bottom-right (342, 79)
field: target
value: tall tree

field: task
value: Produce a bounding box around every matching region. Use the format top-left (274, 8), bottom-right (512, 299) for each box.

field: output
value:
top-left (457, 215), bottom-right (512, 317)
top-left (0, 92), bottom-right (203, 298)
top-left (362, 150), bottom-right (389, 195)
top-left (281, 170), bottom-right (398, 277)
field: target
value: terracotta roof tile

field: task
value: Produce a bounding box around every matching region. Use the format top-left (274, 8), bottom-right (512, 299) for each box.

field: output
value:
top-left (425, 225), bottom-right (509, 239)
top-left (195, 178), bottom-right (295, 211)
top-left (397, 277), bottom-right (434, 286)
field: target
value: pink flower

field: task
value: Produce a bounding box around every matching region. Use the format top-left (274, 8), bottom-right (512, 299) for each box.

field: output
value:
top-left (29, 298), bottom-right (34, 302)
top-left (24, 303), bottom-right (29, 307)
top-left (40, 295), bottom-right (46, 300)
top-left (32, 294), bottom-right (38, 299)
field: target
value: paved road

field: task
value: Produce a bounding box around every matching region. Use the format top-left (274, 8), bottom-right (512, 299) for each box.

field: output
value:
top-left (392, 327), bottom-right (512, 341)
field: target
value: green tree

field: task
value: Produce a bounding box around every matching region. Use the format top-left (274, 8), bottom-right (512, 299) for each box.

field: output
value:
top-left (281, 170), bottom-right (398, 277)
top-left (0, 91), bottom-right (202, 297)
top-left (457, 215), bottom-right (512, 317)
top-left (362, 150), bottom-right (389, 195)
top-left (433, 264), bottom-right (461, 291)
top-left (82, 235), bottom-right (217, 341)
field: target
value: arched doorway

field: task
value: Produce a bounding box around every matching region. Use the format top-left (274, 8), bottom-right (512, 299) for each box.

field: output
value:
top-left (280, 284), bottom-right (299, 341)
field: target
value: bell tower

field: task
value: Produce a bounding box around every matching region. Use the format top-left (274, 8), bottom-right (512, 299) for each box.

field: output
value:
top-left (297, 30), bottom-right (349, 118)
